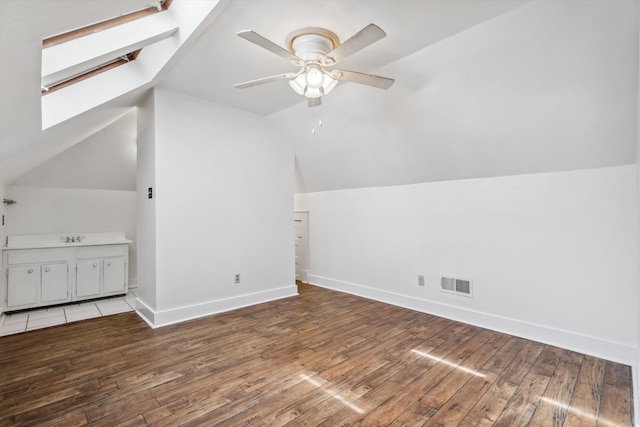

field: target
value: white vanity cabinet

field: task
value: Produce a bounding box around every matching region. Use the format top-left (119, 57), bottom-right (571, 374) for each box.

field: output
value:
top-left (41, 262), bottom-right (70, 303)
top-left (76, 260), bottom-right (101, 298)
top-left (5, 248), bottom-right (70, 310)
top-left (7, 265), bottom-right (38, 307)
top-left (2, 232), bottom-right (131, 312)
top-left (103, 258), bottom-right (127, 294)
top-left (76, 245), bottom-right (128, 298)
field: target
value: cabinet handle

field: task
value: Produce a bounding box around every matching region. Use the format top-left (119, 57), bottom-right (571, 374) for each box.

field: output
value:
top-left (93, 263), bottom-right (98, 268)
top-left (107, 261), bottom-right (111, 267)
top-left (28, 268), bottom-right (33, 274)
top-left (45, 267), bottom-right (50, 272)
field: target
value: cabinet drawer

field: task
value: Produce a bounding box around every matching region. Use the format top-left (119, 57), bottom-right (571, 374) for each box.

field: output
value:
top-left (77, 245), bottom-right (127, 259)
top-left (7, 248), bottom-right (69, 265)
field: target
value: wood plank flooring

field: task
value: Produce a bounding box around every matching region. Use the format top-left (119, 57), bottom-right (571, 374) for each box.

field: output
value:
top-left (0, 282), bottom-right (634, 426)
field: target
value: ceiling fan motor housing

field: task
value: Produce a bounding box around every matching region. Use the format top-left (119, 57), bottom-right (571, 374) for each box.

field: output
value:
top-left (286, 27), bottom-right (339, 62)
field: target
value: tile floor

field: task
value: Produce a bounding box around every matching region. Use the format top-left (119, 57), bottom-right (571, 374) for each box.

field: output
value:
top-left (0, 291), bottom-right (137, 337)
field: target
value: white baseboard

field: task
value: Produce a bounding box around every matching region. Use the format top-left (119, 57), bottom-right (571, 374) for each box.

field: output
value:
top-left (134, 285), bottom-right (298, 328)
top-left (308, 274), bottom-right (637, 367)
top-left (134, 298), bottom-right (156, 328)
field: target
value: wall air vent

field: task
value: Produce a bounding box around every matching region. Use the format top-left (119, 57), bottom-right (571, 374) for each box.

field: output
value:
top-left (440, 275), bottom-right (473, 297)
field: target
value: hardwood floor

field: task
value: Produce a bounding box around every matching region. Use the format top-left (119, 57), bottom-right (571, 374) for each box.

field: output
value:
top-left (0, 282), bottom-right (633, 426)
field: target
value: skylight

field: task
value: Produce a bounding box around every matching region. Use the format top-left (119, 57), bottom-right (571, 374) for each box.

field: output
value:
top-left (40, 0), bottom-right (221, 130)
top-left (41, 0), bottom-right (175, 94)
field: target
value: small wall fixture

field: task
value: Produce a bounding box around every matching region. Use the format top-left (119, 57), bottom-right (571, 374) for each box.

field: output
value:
top-left (440, 275), bottom-right (473, 297)
top-left (3, 199), bottom-right (16, 205)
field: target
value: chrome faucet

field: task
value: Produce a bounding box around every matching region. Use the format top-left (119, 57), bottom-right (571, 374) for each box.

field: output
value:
top-left (66, 236), bottom-right (71, 243)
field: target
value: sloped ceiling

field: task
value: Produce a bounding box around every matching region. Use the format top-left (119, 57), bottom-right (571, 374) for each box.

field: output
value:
top-left (1, 0), bottom-right (638, 194)
top-left (160, 0), bottom-right (531, 115)
top-left (12, 111), bottom-right (137, 191)
top-left (270, 0), bottom-right (639, 192)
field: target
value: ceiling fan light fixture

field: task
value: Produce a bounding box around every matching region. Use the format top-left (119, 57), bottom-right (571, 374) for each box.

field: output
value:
top-left (289, 68), bottom-right (338, 98)
top-left (321, 73), bottom-right (338, 94)
top-left (289, 74), bottom-right (306, 95)
top-left (305, 66), bottom-right (324, 89)
top-left (305, 87), bottom-right (323, 98)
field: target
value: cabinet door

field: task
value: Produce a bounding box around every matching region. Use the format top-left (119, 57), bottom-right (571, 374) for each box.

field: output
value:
top-left (7, 265), bottom-right (38, 307)
top-left (103, 258), bottom-right (126, 294)
top-left (41, 263), bottom-right (69, 303)
top-left (76, 260), bottom-right (101, 298)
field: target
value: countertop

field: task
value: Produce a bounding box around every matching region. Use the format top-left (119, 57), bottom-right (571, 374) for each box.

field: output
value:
top-left (2, 232), bottom-right (132, 251)
top-left (3, 239), bottom-right (132, 250)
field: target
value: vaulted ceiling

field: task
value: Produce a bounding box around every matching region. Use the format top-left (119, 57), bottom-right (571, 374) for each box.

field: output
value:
top-left (1, 0), bottom-right (638, 193)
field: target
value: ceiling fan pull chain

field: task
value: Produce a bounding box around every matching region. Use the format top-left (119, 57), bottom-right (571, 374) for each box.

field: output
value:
top-left (311, 103), bottom-right (323, 135)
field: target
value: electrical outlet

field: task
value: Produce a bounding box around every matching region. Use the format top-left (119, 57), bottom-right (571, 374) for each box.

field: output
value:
top-left (234, 273), bottom-right (240, 284)
top-left (418, 275), bottom-right (425, 286)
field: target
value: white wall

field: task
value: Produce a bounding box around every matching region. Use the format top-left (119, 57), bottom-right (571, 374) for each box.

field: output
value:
top-left (636, 1), bottom-right (640, 418)
top-left (0, 183), bottom-right (6, 314)
top-left (136, 92), bottom-right (157, 314)
top-left (297, 165), bottom-right (638, 364)
top-left (3, 186), bottom-right (137, 283)
top-left (136, 88), bottom-right (296, 327)
top-left (0, 184), bottom-right (5, 245)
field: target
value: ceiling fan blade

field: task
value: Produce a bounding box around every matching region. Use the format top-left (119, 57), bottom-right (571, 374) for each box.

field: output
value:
top-left (332, 70), bottom-right (394, 90)
top-left (234, 72), bottom-right (298, 89)
top-left (322, 24), bottom-right (386, 65)
top-left (237, 30), bottom-right (302, 63)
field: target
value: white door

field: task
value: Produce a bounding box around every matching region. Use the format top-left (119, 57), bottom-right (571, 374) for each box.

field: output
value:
top-left (294, 211), bottom-right (309, 283)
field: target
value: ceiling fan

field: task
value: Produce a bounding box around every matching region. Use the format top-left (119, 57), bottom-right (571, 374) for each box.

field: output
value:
top-left (234, 24), bottom-right (394, 107)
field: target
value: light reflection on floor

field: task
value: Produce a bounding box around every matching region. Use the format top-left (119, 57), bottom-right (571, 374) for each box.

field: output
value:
top-left (299, 373), bottom-right (365, 414)
top-left (540, 397), bottom-right (623, 427)
top-left (411, 349), bottom-right (486, 378)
